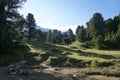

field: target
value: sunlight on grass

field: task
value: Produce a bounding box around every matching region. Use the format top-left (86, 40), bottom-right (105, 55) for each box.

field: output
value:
top-left (67, 52), bottom-right (107, 62)
top-left (83, 49), bottom-right (120, 58)
top-left (26, 41), bottom-right (120, 69)
top-left (89, 75), bottom-right (120, 80)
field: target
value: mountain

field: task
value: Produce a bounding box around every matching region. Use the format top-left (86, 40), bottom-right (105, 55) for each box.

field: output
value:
top-left (36, 26), bottom-right (49, 32)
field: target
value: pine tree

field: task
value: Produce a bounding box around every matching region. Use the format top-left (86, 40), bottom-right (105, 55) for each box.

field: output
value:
top-left (87, 13), bottom-right (104, 38)
top-left (46, 30), bottom-right (53, 43)
top-left (0, 0), bottom-right (26, 54)
top-left (26, 13), bottom-right (36, 41)
top-left (76, 25), bottom-right (86, 42)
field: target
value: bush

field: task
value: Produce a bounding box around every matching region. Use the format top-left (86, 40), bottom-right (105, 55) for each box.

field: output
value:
top-left (68, 58), bottom-right (86, 67)
top-left (50, 57), bottom-right (67, 67)
top-left (90, 60), bottom-right (113, 67)
top-left (80, 41), bottom-right (94, 48)
top-left (70, 46), bottom-right (78, 49)
top-left (99, 61), bottom-right (113, 67)
top-left (40, 53), bottom-right (50, 61)
top-left (90, 60), bottom-right (99, 67)
top-left (50, 48), bottom-right (62, 53)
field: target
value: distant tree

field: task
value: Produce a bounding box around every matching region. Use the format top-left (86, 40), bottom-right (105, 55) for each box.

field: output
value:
top-left (113, 14), bottom-right (120, 32)
top-left (95, 35), bottom-right (104, 49)
top-left (76, 25), bottom-right (80, 35)
top-left (116, 24), bottom-right (120, 48)
top-left (26, 13), bottom-right (36, 41)
top-left (46, 30), bottom-right (53, 43)
top-left (117, 24), bottom-right (120, 36)
top-left (87, 13), bottom-right (104, 38)
top-left (67, 28), bottom-right (75, 42)
top-left (36, 30), bottom-right (43, 41)
top-left (76, 25), bottom-right (86, 42)
top-left (104, 18), bottom-right (116, 34)
top-left (62, 37), bottom-right (71, 46)
top-left (52, 29), bottom-right (63, 44)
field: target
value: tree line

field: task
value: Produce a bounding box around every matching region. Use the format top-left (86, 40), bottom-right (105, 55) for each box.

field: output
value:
top-left (76, 13), bottom-right (120, 49)
top-left (28, 12), bottom-right (120, 50)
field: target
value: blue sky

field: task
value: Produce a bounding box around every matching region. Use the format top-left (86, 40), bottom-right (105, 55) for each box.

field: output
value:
top-left (19, 0), bottom-right (120, 33)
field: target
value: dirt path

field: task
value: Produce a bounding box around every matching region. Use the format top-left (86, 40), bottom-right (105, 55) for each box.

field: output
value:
top-left (1, 66), bottom-right (120, 80)
top-left (43, 67), bottom-right (82, 76)
top-left (0, 67), bottom-right (87, 80)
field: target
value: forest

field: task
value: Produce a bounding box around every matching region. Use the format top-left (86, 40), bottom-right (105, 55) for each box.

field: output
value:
top-left (0, 0), bottom-right (120, 80)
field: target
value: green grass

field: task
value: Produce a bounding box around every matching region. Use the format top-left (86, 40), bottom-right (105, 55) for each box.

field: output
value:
top-left (26, 41), bottom-right (120, 68)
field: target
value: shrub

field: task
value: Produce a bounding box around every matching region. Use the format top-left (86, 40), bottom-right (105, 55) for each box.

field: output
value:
top-left (70, 46), bottom-right (78, 49)
top-left (99, 61), bottom-right (113, 67)
top-left (90, 60), bottom-right (99, 67)
top-left (50, 48), bottom-right (62, 53)
top-left (40, 53), bottom-right (50, 61)
top-left (80, 41), bottom-right (94, 48)
top-left (50, 57), bottom-right (67, 67)
top-left (68, 58), bottom-right (85, 67)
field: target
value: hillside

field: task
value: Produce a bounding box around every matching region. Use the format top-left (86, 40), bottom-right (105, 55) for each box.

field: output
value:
top-left (26, 41), bottom-right (120, 79)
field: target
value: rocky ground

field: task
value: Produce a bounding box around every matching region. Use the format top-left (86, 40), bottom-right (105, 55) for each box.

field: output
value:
top-left (0, 67), bottom-right (88, 80)
top-left (0, 64), bottom-right (120, 80)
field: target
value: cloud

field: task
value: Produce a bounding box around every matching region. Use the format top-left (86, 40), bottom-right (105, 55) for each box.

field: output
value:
top-left (40, 20), bottom-right (77, 34)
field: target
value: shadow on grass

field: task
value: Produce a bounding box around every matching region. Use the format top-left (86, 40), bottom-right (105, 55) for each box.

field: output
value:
top-left (78, 51), bottom-right (116, 59)
top-left (28, 41), bottom-right (78, 53)
top-left (28, 41), bottom-right (116, 60)
top-left (26, 41), bottom-right (117, 67)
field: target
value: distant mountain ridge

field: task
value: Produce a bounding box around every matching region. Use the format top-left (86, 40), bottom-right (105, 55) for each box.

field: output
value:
top-left (36, 26), bottom-right (49, 32)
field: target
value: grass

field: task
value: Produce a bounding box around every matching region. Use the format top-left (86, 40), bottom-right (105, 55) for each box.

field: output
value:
top-left (89, 75), bottom-right (120, 80)
top-left (26, 41), bottom-right (120, 68)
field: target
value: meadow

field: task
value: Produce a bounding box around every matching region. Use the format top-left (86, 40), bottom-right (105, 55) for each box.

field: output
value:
top-left (26, 41), bottom-right (120, 79)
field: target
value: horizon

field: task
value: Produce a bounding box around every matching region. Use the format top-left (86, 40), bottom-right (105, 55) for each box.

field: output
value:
top-left (19, 0), bottom-right (120, 33)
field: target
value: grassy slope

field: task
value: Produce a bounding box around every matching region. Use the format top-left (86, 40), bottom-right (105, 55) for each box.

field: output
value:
top-left (27, 41), bottom-right (120, 67)
top-left (26, 41), bottom-right (120, 79)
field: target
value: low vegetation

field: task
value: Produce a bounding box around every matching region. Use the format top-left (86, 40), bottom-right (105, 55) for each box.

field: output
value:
top-left (24, 41), bottom-right (120, 78)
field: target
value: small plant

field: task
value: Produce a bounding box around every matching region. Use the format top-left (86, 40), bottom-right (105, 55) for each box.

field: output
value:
top-left (50, 48), bottom-right (62, 53)
top-left (90, 60), bottom-right (99, 67)
top-left (70, 46), bottom-right (78, 49)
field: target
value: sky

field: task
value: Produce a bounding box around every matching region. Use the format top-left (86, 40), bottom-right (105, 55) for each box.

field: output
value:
top-left (19, 0), bottom-right (120, 33)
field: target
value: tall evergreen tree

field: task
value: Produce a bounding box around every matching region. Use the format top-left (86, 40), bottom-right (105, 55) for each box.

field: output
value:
top-left (52, 29), bottom-right (63, 44)
top-left (46, 30), bottom-right (53, 43)
top-left (76, 25), bottom-right (86, 42)
top-left (76, 25), bottom-right (80, 35)
top-left (67, 28), bottom-right (75, 42)
top-left (87, 13), bottom-right (104, 38)
top-left (105, 18), bottom-right (116, 34)
top-left (113, 14), bottom-right (120, 32)
top-left (26, 13), bottom-right (36, 40)
top-left (0, 0), bottom-right (26, 54)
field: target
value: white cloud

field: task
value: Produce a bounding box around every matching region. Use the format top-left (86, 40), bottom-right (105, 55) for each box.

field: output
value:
top-left (40, 20), bottom-right (77, 34)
